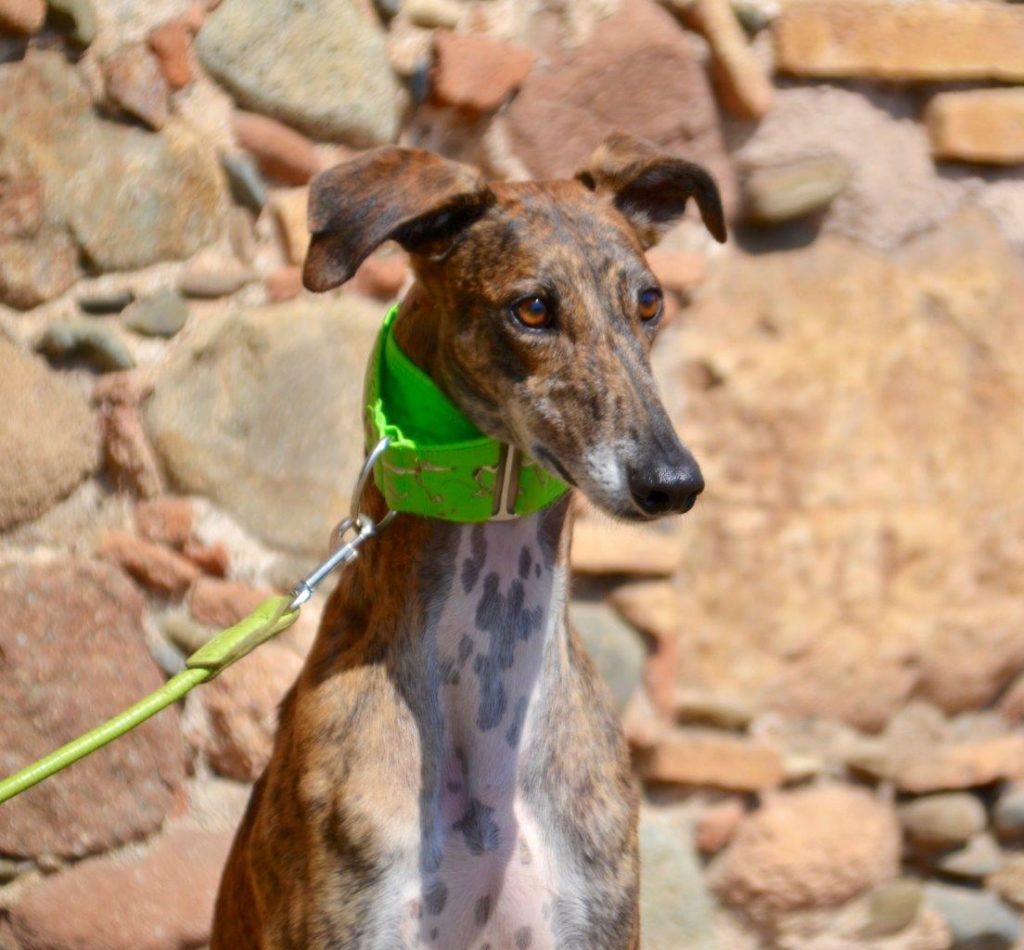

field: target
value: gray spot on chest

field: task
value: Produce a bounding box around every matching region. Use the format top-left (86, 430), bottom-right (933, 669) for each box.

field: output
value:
top-left (460, 525), bottom-right (488, 594)
top-left (453, 798), bottom-right (500, 855)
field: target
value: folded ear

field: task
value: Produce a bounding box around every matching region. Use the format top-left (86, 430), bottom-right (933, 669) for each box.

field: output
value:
top-left (576, 133), bottom-right (726, 248)
top-left (303, 148), bottom-right (495, 292)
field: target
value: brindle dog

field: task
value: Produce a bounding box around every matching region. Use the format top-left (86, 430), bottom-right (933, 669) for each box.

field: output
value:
top-left (212, 133), bottom-right (725, 950)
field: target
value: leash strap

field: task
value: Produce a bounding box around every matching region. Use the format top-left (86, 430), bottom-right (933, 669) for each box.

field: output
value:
top-left (366, 306), bottom-right (569, 522)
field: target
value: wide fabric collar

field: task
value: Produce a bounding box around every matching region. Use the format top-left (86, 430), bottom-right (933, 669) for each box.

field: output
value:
top-left (364, 306), bottom-right (570, 522)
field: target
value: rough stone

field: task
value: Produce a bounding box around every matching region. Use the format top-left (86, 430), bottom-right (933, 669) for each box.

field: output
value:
top-left (638, 729), bottom-right (783, 792)
top-left (122, 290), bottom-right (189, 337)
top-left (78, 288), bottom-right (135, 314)
top-left (639, 808), bottom-right (716, 950)
top-left (0, 561), bottom-right (185, 859)
top-left (934, 833), bottom-right (1003, 881)
top-left (927, 88), bottom-right (1024, 166)
top-left (189, 577), bottom-right (273, 628)
top-left (695, 798), bottom-right (746, 855)
top-left (269, 186), bottom-right (308, 265)
top-left (993, 784), bottom-right (1024, 843)
top-left (691, 0), bottom-right (773, 118)
top-left (0, 340), bottom-right (99, 531)
top-left (924, 882), bottom-right (1021, 950)
top-left (988, 854), bottom-right (1024, 911)
top-left (608, 580), bottom-right (679, 643)
top-left (500, 0), bottom-right (736, 211)
top-left (233, 109), bottom-right (323, 185)
top-left (0, 51), bottom-right (222, 274)
top-left (148, 19), bottom-right (193, 90)
top-left (197, 0), bottom-right (404, 146)
top-left (144, 297), bottom-right (386, 554)
top-left (644, 249), bottom-right (707, 296)
top-left (351, 253), bottom-right (410, 302)
top-left (182, 539), bottom-right (229, 577)
top-left (999, 673), bottom-right (1024, 725)
top-left (0, 174), bottom-right (43, 237)
top-left (405, 0), bottom-right (461, 29)
top-left (776, 1), bottom-right (1024, 82)
top-left (858, 879), bottom-right (924, 940)
top-left (38, 320), bottom-right (135, 372)
top-left (655, 212), bottom-right (1024, 727)
top-left (135, 497), bottom-right (194, 548)
top-left (10, 828), bottom-right (232, 950)
top-left (97, 530), bottom-right (199, 597)
top-left (571, 517), bottom-right (683, 576)
top-left (571, 600), bottom-right (646, 713)
top-left (221, 151), bottom-right (267, 214)
top-left (674, 689), bottom-right (755, 731)
top-left (197, 640), bottom-right (302, 780)
top-left (46, 0), bottom-right (96, 46)
top-left (104, 43), bottom-right (169, 130)
top-left (899, 793), bottom-right (987, 851)
top-left (743, 155), bottom-right (850, 223)
top-left (894, 736), bottom-right (1024, 794)
top-left (265, 265), bottom-right (303, 302)
top-left (98, 402), bottom-right (164, 497)
top-left (430, 30), bottom-right (537, 113)
top-left (0, 227), bottom-right (80, 309)
top-left (710, 785), bottom-right (901, 918)
top-left (0, 0), bottom-right (44, 33)
top-left (179, 266), bottom-right (254, 299)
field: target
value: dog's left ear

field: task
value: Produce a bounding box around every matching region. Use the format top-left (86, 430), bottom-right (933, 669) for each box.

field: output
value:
top-left (304, 147), bottom-right (495, 292)
top-left (576, 133), bottom-right (726, 248)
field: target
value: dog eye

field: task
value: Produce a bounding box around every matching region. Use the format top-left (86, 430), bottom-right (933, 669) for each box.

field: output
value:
top-left (511, 296), bottom-right (553, 330)
top-left (638, 288), bottom-right (663, 323)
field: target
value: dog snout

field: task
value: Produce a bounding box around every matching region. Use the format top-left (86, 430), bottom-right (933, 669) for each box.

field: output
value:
top-left (626, 449), bottom-right (704, 517)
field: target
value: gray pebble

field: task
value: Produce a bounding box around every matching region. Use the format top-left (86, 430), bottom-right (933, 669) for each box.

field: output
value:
top-left (221, 151), bottom-right (267, 214)
top-left (37, 320), bottom-right (135, 372)
top-left (78, 289), bottom-right (135, 315)
top-left (925, 882), bottom-right (1022, 950)
top-left (122, 291), bottom-right (188, 338)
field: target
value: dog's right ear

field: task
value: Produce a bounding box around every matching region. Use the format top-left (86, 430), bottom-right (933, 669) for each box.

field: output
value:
top-left (303, 148), bottom-right (495, 292)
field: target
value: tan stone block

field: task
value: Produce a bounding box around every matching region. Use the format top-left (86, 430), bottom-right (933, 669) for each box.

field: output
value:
top-left (775, 1), bottom-right (1024, 82)
top-left (270, 187), bottom-right (308, 265)
top-left (927, 88), bottom-right (1024, 165)
top-left (637, 729), bottom-right (784, 791)
top-left (894, 736), bottom-right (1024, 794)
top-left (693, 0), bottom-right (774, 118)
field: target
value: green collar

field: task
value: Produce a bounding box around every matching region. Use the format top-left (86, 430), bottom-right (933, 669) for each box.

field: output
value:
top-left (365, 306), bottom-right (569, 522)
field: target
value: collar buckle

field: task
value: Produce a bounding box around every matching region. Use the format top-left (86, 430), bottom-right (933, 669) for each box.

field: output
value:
top-left (490, 445), bottom-right (522, 521)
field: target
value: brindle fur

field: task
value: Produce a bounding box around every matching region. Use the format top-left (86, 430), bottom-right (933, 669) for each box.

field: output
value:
top-left (212, 134), bottom-right (724, 950)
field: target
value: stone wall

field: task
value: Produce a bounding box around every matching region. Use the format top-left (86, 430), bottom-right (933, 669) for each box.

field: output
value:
top-left (1, 0), bottom-right (1023, 947)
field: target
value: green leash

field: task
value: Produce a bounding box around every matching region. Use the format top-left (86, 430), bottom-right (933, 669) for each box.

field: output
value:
top-left (0, 306), bottom-right (570, 805)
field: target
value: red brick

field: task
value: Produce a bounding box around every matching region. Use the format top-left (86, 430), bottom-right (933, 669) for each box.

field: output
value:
top-left (431, 30), bottom-right (537, 113)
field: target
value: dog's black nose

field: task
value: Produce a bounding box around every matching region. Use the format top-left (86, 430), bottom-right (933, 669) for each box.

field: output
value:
top-left (627, 457), bottom-right (704, 516)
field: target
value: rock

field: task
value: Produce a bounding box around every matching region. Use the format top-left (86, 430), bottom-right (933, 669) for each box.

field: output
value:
top-left (221, 151), bottom-right (267, 214)
top-left (645, 629), bottom-right (681, 719)
top-left (0, 227), bottom-right (80, 309)
top-left (122, 290), bottom-right (189, 337)
top-left (709, 785), bottom-right (900, 918)
top-left (0, 0), bottom-right (44, 33)
top-left (162, 611), bottom-right (213, 655)
top-left (743, 156), bottom-right (850, 224)
top-left (145, 296), bottom-right (385, 554)
top-left (621, 689), bottom-right (665, 752)
top-left (656, 212), bottom-right (1024, 726)
top-left (0, 52), bottom-right (222, 274)
top-left (46, 0), bottom-right (96, 45)
top-left (182, 539), bottom-right (229, 577)
top-left (97, 530), bottom-right (200, 597)
top-left (638, 729), bottom-right (783, 792)
top-left (775, 1), bottom-right (1024, 82)
top-left (104, 43), bottom-right (169, 131)
top-left (935, 833), bottom-right (1004, 881)
top-left (674, 689), bottom-right (755, 731)
top-left (98, 403), bottom-right (163, 497)
top-left (265, 265), bottom-right (303, 302)
top-left (406, 0), bottom-right (461, 29)
top-left (197, 641), bottom-right (303, 780)
top-left (571, 518), bottom-right (683, 576)
top-left (135, 497), bottom-right (193, 548)
top-left (894, 736), bottom-right (1024, 794)
top-left (197, 0), bottom-right (404, 146)
top-left (189, 577), bottom-right (273, 628)
top-left (9, 828), bottom-right (232, 950)
top-left (571, 600), bottom-right (646, 712)
top-left (988, 854), bottom-right (1024, 911)
top-left (0, 561), bottom-right (185, 859)
top-left (691, 0), bottom-right (773, 119)
top-left (899, 793), bottom-right (987, 851)
top-left (639, 808), bottom-right (716, 950)
top-left (38, 320), bottom-right (135, 372)
top-left (269, 186), bottom-right (308, 265)
top-left (233, 110), bottom-right (321, 186)
top-left (0, 174), bottom-right (43, 237)
top-left (227, 206), bottom-right (257, 263)
top-left (0, 341), bottom-right (99, 531)
top-left (924, 882), bottom-right (1021, 950)
top-left (78, 288), bottom-right (135, 314)
top-left (999, 673), bottom-right (1024, 725)
top-left (926, 88), bottom-right (1024, 166)
top-left (858, 879), bottom-right (924, 940)
top-left (150, 636), bottom-right (186, 676)
top-left (499, 0), bottom-right (736, 211)
top-left (696, 798), bottom-right (746, 855)
top-left (993, 784), bottom-right (1024, 843)
top-left (644, 249), bottom-right (707, 296)
top-left (430, 30), bottom-right (537, 114)
top-left (148, 19), bottom-right (193, 90)
top-left (179, 266), bottom-right (254, 299)
top-left (608, 580), bottom-right (679, 643)
top-left (351, 253), bottom-right (410, 302)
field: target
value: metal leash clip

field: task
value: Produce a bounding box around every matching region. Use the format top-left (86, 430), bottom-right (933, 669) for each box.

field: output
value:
top-left (287, 437), bottom-right (397, 611)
